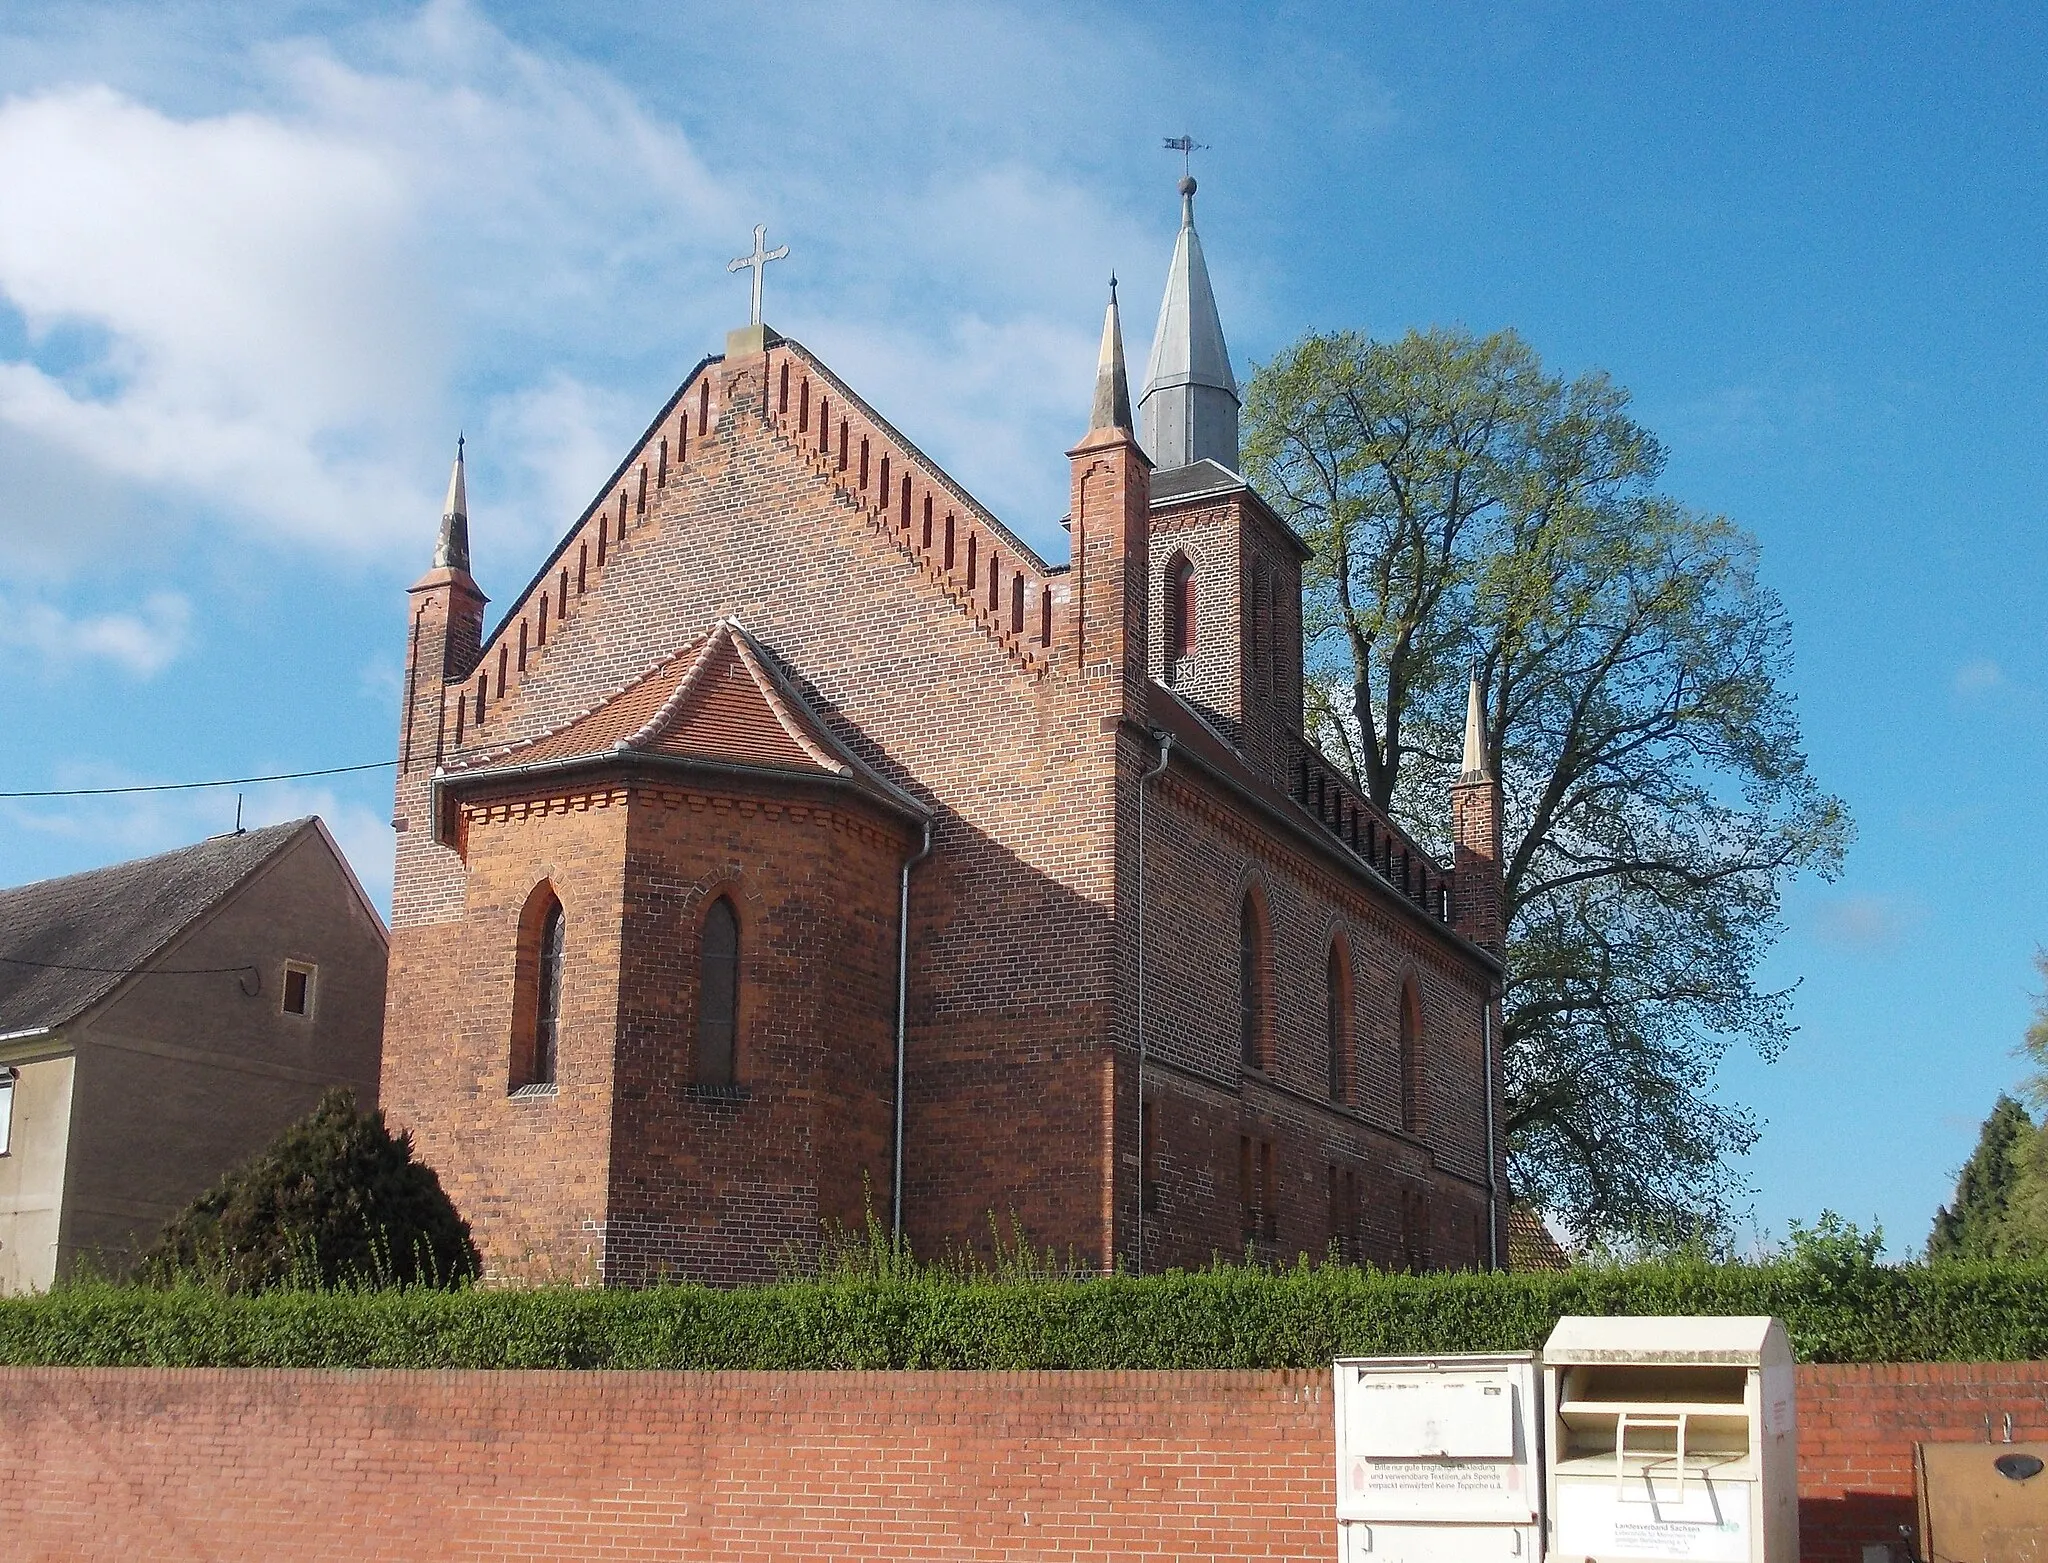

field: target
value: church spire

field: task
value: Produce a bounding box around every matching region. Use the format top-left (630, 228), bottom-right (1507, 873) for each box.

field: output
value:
top-left (433, 436), bottom-right (470, 575)
top-left (1461, 669), bottom-right (1490, 780)
top-left (1089, 276), bottom-right (1134, 433)
top-left (1138, 175), bottom-right (1240, 473)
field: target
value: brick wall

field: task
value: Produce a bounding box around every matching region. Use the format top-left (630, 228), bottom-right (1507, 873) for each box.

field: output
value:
top-left (1799, 1362), bottom-right (2048, 1563)
top-left (4, 1362), bottom-right (2045, 1561)
top-left (0, 1368), bottom-right (1335, 1563)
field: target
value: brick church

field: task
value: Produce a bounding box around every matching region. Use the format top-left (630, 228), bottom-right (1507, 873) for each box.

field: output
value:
top-left (382, 178), bottom-right (1507, 1285)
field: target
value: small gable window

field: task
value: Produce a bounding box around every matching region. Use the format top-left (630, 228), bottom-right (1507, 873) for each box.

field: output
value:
top-left (282, 962), bottom-right (316, 1018)
top-left (697, 896), bottom-right (740, 1088)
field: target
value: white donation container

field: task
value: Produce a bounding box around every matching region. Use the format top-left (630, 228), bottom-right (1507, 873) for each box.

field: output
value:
top-left (1333, 1353), bottom-right (1545, 1561)
top-left (1542, 1316), bottom-right (1797, 1563)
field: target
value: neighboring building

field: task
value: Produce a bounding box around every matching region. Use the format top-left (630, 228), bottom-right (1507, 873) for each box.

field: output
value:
top-left (383, 180), bottom-right (1507, 1287)
top-left (1507, 1203), bottom-right (1572, 1272)
top-left (0, 819), bottom-right (387, 1292)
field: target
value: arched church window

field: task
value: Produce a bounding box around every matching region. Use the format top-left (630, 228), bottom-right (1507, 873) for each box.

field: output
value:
top-left (697, 896), bottom-right (740, 1088)
top-left (1238, 892), bottom-right (1268, 1072)
top-left (1326, 936), bottom-right (1352, 1104)
top-left (1258, 572), bottom-right (1275, 698)
top-left (511, 884), bottom-right (564, 1092)
top-left (535, 903), bottom-right (563, 1085)
top-left (1400, 977), bottom-right (1426, 1134)
top-left (1164, 553), bottom-right (1196, 682)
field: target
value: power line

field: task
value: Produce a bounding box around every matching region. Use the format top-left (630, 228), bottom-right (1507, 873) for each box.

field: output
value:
top-left (0, 953), bottom-right (257, 978)
top-left (0, 760), bottom-right (395, 800)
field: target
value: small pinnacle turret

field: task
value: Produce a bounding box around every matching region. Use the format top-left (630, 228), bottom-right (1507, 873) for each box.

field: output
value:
top-left (1138, 175), bottom-right (1240, 472)
top-left (1461, 671), bottom-right (1490, 780)
top-left (1089, 276), bottom-right (1134, 434)
top-left (433, 437), bottom-right (471, 575)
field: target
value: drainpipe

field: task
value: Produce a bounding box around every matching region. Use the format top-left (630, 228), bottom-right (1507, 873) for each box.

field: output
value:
top-left (892, 820), bottom-right (933, 1245)
top-left (1484, 985), bottom-right (1500, 1269)
top-left (1133, 730), bottom-right (1173, 1275)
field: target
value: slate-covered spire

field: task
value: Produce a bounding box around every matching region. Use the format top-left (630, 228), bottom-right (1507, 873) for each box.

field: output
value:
top-left (1138, 175), bottom-right (1239, 472)
top-left (1461, 670), bottom-right (1490, 780)
top-left (432, 436), bottom-right (471, 575)
top-left (1089, 276), bottom-right (1134, 433)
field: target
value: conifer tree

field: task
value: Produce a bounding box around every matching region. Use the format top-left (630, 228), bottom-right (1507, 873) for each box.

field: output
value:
top-left (1926, 1094), bottom-right (2032, 1261)
top-left (140, 1088), bottom-right (478, 1292)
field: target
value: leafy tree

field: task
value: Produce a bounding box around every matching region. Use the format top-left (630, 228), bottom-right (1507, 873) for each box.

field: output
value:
top-left (1928, 1094), bottom-right (2033, 1261)
top-left (140, 1088), bottom-right (478, 1292)
top-left (1242, 327), bottom-right (1852, 1242)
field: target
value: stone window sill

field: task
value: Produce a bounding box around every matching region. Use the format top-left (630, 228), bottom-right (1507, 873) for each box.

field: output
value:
top-left (509, 1083), bottom-right (558, 1100)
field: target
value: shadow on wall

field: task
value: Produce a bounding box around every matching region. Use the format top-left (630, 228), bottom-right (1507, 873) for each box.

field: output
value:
top-left (1798, 1492), bottom-right (1916, 1563)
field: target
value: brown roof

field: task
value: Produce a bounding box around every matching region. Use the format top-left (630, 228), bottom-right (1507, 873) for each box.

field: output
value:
top-left (0, 819), bottom-right (314, 1037)
top-left (445, 620), bottom-right (926, 820)
top-left (1507, 1203), bottom-right (1572, 1272)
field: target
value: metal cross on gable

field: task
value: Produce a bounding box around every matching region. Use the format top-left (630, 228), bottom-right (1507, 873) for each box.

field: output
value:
top-left (728, 224), bottom-right (789, 326)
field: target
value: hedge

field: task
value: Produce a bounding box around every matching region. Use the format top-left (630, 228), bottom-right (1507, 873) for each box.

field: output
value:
top-left (4, 1258), bottom-right (2047, 1369)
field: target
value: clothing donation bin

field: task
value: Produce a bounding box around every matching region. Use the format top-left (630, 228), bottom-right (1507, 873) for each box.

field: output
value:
top-left (1915, 1439), bottom-right (2048, 1563)
top-left (1333, 1353), bottom-right (1545, 1560)
top-left (1542, 1316), bottom-right (1797, 1563)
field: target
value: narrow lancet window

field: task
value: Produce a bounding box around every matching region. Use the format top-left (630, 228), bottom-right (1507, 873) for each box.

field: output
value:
top-left (1238, 894), bottom-right (1267, 1072)
top-left (512, 885), bottom-right (564, 1092)
top-left (1400, 979), bottom-right (1426, 1134)
top-left (697, 896), bottom-right (740, 1087)
top-left (1326, 940), bottom-right (1349, 1103)
top-left (534, 902), bottom-right (563, 1085)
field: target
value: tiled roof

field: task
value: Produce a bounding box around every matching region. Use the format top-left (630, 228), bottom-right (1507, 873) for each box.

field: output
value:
top-left (446, 620), bottom-right (926, 820)
top-left (0, 819), bottom-right (313, 1036)
top-left (1507, 1203), bottom-right (1572, 1272)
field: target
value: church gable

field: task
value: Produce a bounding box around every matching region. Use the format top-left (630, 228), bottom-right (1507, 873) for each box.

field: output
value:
top-left (448, 335), bottom-right (1070, 772)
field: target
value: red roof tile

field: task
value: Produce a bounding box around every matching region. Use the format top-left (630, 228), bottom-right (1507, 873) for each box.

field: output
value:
top-left (445, 621), bottom-right (923, 822)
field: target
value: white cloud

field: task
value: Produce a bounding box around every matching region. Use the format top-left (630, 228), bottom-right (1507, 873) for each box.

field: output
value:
top-left (0, 590), bottom-right (189, 675)
top-left (478, 371), bottom-right (642, 561)
top-left (0, 0), bottom-right (737, 570)
top-left (0, 84), bottom-right (427, 550)
top-left (1811, 892), bottom-right (1924, 953)
top-left (0, 0), bottom-right (1319, 590)
top-left (1953, 658), bottom-right (2004, 696)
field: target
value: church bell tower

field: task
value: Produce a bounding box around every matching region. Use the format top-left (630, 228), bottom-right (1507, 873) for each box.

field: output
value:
top-left (1137, 176), bottom-right (1240, 474)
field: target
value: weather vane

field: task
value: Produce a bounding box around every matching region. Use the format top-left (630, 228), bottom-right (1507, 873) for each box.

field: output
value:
top-left (728, 224), bottom-right (789, 327)
top-left (1163, 135), bottom-right (1209, 178)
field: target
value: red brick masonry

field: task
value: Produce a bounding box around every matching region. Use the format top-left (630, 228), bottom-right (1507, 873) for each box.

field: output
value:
top-left (0, 1362), bottom-right (2039, 1561)
top-left (1798, 1362), bottom-right (2048, 1563)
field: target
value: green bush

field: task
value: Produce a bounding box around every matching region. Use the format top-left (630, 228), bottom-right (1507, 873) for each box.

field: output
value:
top-left (136, 1088), bottom-right (478, 1293)
top-left (7, 1251), bottom-right (2048, 1369)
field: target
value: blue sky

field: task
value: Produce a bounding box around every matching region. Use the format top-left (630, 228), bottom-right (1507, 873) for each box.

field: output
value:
top-left (1, 0), bottom-right (2042, 1255)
